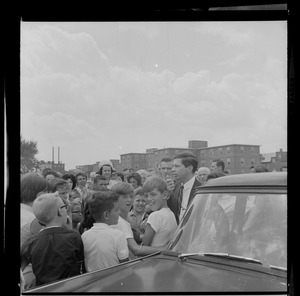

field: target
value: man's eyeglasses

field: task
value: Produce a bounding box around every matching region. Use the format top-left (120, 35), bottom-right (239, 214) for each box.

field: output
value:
top-left (60, 204), bottom-right (69, 210)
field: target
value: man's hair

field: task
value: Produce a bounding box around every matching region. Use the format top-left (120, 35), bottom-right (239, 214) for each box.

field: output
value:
top-left (127, 172), bottom-right (142, 186)
top-left (197, 167), bottom-right (210, 174)
top-left (49, 178), bottom-right (69, 192)
top-left (88, 191), bottom-right (119, 221)
top-left (160, 157), bottom-right (173, 163)
top-left (143, 177), bottom-right (168, 194)
top-left (212, 159), bottom-right (225, 171)
top-left (174, 152), bottom-right (198, 173)
top-left (21, 173), bottom-right (51, 204)
top-left (62, 173), bottom-right (76, 189)
top-left (111, 182), bottom-right (134, 196)
top-left (32, 193), bottom-right (62, 225)
top-left (75, 172), bottom-right (87, 180)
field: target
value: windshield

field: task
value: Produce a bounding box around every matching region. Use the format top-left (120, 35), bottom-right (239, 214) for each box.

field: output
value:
top-left (169, 192), bottom-right (287, 268)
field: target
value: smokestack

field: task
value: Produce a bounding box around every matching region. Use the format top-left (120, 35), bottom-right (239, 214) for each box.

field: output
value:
top-left (52, 147), bottom-right (54, 163)
top-left (58, 146), bottom-right (60, 164)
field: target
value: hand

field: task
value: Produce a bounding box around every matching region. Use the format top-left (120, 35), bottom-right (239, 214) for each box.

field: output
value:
top-left (166, 178), bottom-right (175, 192)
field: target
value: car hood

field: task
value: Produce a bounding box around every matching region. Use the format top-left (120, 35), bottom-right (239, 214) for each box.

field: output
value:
top-left (26, 252), bottom-right (287, 293)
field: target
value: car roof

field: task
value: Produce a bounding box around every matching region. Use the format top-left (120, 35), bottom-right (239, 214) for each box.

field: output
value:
top-left (201, 172), bottom-right (287, 188)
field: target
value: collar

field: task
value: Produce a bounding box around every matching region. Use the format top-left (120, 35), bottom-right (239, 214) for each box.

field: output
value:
top-left (21, 203), bottom-right (33, 212)
top-left (183, 176), bottom-right (196, 190)
top-left (92, 222), bottom-right (110, 229)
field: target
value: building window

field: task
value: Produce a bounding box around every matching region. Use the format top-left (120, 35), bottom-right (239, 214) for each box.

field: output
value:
top-left (240, 146), bottom-right (244, 154)
top-left (251, 147), bottom-right (255, 154)
top-left (227, 158), bottom-right (231, 165)
top-left (218, 148), bottom-right (222, 155)
top-left (210, 149), bottom-right (214, 155)
top-left (240, 158), bottom-right (245, 165)
top-left (272, 158), bottom-right (276, 163)
top-left (227, 147), bottom-right (230, 154)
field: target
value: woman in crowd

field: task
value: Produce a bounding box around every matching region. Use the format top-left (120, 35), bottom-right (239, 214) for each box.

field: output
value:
top-left (127, 172), bottom-right (142, 191)
top-left (98, 160), bottom-right (120, 189)
top-left (62, 173), bottom-right (77, 192)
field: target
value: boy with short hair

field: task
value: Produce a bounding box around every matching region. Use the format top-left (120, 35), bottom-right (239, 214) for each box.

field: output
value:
top-left (142, 177), bottom-right (177, 248)
top-left (92, 174), bottom-right (109, 191)
top-left (21, 193), bottom-right (84, 286)
top-left (81, 191), bottom-right (129, 272)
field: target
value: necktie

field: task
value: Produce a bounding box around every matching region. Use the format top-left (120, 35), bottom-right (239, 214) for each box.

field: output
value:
top-left (177, 184), bottom-right (184, 218)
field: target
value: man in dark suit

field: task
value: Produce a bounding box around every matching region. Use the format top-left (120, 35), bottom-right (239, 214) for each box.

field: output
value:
top-left (166, 152), bottom-right (201, 224)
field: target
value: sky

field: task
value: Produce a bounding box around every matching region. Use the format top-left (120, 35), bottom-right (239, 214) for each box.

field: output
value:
top-left (20, 21), bottom-right (287, 170)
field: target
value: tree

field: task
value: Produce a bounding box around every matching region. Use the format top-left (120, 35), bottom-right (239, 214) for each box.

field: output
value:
top-left (21, 136), bottom-right (39, 172)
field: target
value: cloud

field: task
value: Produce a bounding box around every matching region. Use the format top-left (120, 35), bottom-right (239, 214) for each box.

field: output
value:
top-left (21, 22), bottom-right (287, 169)
top-left (21, 24), bottom-right (110, 77)
top-left (194, 22), bottom-right (254, 47)
top-left (117, 22), bottom-right (160, 39)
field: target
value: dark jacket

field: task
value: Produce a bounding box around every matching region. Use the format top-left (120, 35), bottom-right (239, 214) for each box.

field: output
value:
top-left (167, 177), bottom-right (202, 224)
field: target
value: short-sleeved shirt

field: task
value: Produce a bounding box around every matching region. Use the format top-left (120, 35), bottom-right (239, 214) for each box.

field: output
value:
top-left (147, 207), bottom-right (177, 248)
top-left (110, 216), bottom-right (134, 239)
top-left (110, 216), bottom-right (136, 259)
top-left (21, 204), bottom-right (36, 247)
top-left (82, 223), bottom-right (129, 272)
top-left (21, 227), bottom-right (84, 286)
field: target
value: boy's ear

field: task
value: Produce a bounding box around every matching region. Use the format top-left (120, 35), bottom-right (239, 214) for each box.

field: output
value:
top-left (163, 190), bottom-right (170, 200)
top-left (103, 210), bottom-right (109, 221)
top-left (57, 208), bottom-right (62, 217)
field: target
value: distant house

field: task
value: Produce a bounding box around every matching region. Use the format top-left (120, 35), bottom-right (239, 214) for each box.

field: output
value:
top-left (261, 149), bottom-right (287, 172)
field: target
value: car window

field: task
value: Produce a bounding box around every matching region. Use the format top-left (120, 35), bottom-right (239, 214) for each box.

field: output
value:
top-left (169, 192), bottom-right (287, 268)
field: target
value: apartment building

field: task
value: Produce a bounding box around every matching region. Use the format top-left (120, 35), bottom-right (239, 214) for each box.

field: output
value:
top-left (197, 144), bottom-right (261, 174)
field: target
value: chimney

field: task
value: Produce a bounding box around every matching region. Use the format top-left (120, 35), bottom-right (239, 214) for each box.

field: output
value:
top-left (58, 146), bottom-right (60, 164)
top-left (52, 147), bottom-right (54, 163)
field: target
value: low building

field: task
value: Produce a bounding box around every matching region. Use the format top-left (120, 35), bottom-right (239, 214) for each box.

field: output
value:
top-left (120, 153), bottom-right (147, 171)
top-left (261, 149), bottom-right (287, 172)
top-left (39, 160), bottom-right (66, 174)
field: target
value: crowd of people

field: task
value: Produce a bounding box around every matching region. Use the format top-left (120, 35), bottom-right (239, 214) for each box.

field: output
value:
top-left (20, 154), bottom-right (281, 290)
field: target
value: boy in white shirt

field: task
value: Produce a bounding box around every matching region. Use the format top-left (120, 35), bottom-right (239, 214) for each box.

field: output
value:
top-left (142, 177), bottom-right (177, 248)
top-left (81, 191), bottom-right (129, 272)
top-left (110, 182), bottom-right (165, 258)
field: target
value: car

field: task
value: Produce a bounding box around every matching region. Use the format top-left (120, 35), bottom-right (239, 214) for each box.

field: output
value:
top-left (24, 172), bottom-right (287, 294)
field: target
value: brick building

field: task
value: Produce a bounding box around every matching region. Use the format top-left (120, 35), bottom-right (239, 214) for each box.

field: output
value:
top-left (197, 144), bottom-right (261, 174)
top-left (120, 153), bottom-right (147, 171)
top-left (39, 160), bottom-right (66, 174)
top-left (119, 141), bottom-right (261, 175)
top-left (261, 149), bottom-right (287, 172)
